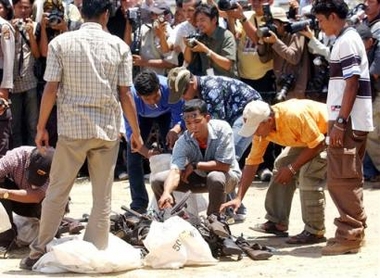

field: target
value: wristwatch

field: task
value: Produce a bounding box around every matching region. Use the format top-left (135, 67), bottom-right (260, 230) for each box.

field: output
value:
top-left (336, 116), bottom-right (347, 125)
top-left (2, 191), bottom-right (9, 199)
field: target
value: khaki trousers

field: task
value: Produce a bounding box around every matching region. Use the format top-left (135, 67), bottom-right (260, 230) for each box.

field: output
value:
top-left (265, 146), bottom-right (327, 235)
top-left (29, 136), bottom-right (119, 259)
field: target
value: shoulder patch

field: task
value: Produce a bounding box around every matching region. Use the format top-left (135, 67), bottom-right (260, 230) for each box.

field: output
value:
top-left (2, 25), bottom-right (11, 40)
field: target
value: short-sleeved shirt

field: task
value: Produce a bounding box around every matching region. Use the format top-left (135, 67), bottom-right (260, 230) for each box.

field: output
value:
top-left (328, 27), bottom-right (373, 132)
top-left (198, 75), bottom-right (262, 124)
top-left (236, 10), bottom-right (273, 80)
top-left (171, 119), bottom-right (241, 179)
top-left (44, 22), bottom-right (133, 141)
top-left (0, 18), bottom-right (15, 90)
top-left (245, 99), bottom-right (328, 165)
top-left (0, 146), bottom-right (48, 194)
top-left (124, 75), bottom-right (184, 140)
top-left (197, 26), bottom-right (237, 78)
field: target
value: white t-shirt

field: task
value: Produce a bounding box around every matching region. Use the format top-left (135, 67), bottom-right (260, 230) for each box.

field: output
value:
top-left (328, 27), bottom-right (374, 132)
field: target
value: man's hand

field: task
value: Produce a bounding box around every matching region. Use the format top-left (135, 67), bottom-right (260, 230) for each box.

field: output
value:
top-left (25, 18), bottom-right (34, 35)
top-left (261, 31), bottom-right (278, 44)
top-left (220, 197), bottom-right (242, 213)
top-left (158, 192), bottom-right (174, 209)
top-left (181, 163), bottom-right (195, 184)
top-left (274, 165), bottom-right (294, 185)
top-left (0, 97), bottom-right (9, 116)
top-left (225, 3), bottom-right (244, 19)
top-left (166, 129), bottom-right (179, 149)
top-left (35, 128), bottom-right (50, 150)
top-left (130, 132), bottom-right (144, 153)
top-left (132, 54), bottom-right (146, 67)
top-left (188, 40), bottom-right (208, 53)
top-left (329, 125), bottom-right (345, 148)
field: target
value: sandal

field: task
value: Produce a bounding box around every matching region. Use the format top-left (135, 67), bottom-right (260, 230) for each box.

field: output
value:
top-left (249, 221), bottom-right (288, 237)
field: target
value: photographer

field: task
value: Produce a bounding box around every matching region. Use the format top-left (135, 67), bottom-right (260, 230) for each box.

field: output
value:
top-left (363, 0), bottom-right (380, 39)
top-left (258, 7), bottom-right (310, 100)
top-left (183, 3), bottom-right (237, 77)
top-left (129, 2), bottom-right (178, 76)
top-left (11, 0), bottom-right (41, 148)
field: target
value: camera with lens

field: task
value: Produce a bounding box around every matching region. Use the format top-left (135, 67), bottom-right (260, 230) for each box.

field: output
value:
top-left (15, 19), bottom-right (26, 32)
top-left (186, 33), bottom-right (202, 48)
top-left (274, 73), bottom-right (295, 103)
top-left (48, 8), bottom-right (64, 26)
top-left (284, 15), bottom-right (317, 34)
top-left (126, 7), bottom-right (141, 32)
top-left (218, 0), bottom-right (249, 11)
top-left (306, 55), bottom-right (329, 100)
top-left (257, 3), bottom-right (277, 38)
top-left (347, 3), bottom-right (366, 26)
top-left (153, 14), bottom-right (165, 28)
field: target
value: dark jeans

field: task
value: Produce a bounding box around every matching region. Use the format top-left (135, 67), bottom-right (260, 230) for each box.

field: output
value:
top-left (0, 108), bottom-right (12, 157)
top-left (127, 112), bottom-right (171, 212)
top-left (0, 179), bottom-right (41, 242)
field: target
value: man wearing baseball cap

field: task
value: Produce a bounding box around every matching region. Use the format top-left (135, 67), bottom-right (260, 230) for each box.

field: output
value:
top-left (0, 146), bottom-right (54, 257)
top-left (221, 99), bottom-right (329, 245)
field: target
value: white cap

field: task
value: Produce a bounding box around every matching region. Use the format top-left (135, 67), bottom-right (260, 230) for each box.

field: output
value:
top-left (239, 100), bottom-right (271, 137)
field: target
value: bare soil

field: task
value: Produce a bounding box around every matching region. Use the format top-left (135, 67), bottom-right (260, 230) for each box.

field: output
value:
top-left (1, 178), bottom-right (379, 278)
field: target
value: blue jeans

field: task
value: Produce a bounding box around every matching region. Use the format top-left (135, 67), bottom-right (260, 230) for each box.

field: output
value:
top-left (232, 115), bottom-right (253, 161)
top-left (10, 88), bottom-right (39, 147)
top-left (127, 112), bottom-right (171, 212)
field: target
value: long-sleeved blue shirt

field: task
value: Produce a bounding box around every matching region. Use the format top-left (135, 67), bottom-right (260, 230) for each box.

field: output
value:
top-left (124, 75), bottom-right (184, 140)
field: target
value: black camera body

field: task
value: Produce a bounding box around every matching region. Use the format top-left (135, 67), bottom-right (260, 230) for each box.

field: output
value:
top-left (274, 73), bottom-right (295, 103)
top-left (307, 55), bottom-right (329, 95)
top-left (186, 33), bottom-right (202, 48)
top-left (257, 3), bottom-right (277, 38)
top-left (218, 0), bottom-right (249, 11)
top-left (48, 9), bottom-right (64, 26)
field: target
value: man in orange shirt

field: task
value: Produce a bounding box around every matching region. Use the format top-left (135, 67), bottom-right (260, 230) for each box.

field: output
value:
top-left (221, 99), bottom-right (328, 244)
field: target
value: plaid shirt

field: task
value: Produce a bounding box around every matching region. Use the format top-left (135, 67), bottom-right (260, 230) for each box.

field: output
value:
top-left (44, 22), bottom-right (133, 141)
top-left (0, 146), bottom-right (48, 194)
top-left (12, 22), bottom-right (38, 93)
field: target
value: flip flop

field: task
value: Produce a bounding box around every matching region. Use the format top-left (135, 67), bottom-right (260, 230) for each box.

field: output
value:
top-left (249, 221), bottom-right (289, 237)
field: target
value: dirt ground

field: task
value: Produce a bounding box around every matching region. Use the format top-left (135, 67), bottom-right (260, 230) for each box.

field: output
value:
top-left (1, 178), bottom-right (380, 278)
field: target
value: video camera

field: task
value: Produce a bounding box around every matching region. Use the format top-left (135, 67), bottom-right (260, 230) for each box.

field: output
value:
top-left (257, 3), bottom-right (277, 38)
top-left (126, 7), bottom-right (142, 32)
top-left (48, 8), bottom-right (64, 26)
top-left (347, 3), bottom-right (366, 26)
top-left (217, 0), bottom-right (250, 11)
top-left (274, 73), bottom-right (295, 103)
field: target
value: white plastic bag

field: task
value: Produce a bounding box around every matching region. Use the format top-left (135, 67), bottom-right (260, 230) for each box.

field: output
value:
top-left (143, 216), bottom-right (217, 269)
top-left (0, 203), bottom-right (11, 233)
top-left (13, 214), bottom-right (40, 245)
top-left (33, 233), bottom-right (142, 273)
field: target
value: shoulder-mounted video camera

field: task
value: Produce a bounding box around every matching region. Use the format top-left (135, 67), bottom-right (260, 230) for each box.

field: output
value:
top-left (126, 7), bottom-right (142, 32)
top-left (257, 3), bottom-right (277, 38)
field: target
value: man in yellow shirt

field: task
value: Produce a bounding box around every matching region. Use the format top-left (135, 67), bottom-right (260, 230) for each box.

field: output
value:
top-left (221, 99), bottom-right (328, 244)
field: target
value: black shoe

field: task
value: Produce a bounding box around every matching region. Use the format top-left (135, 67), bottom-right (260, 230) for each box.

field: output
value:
top-left (286, 230), bottom-right (326, 244)
top-left (19, 256), bottom-right (41, 270)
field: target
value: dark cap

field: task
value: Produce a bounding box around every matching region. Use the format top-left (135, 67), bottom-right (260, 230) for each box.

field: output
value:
top-left (26, 147), bottom-right (55, 187)
top-left (356, 24), bottom-right (373, 40)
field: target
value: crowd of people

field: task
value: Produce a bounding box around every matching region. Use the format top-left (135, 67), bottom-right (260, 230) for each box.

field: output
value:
top-left (0, 0), bottom-right (377, 271)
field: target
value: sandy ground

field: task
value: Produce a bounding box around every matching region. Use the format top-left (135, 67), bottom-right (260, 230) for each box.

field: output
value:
top-left (1, 178), bottom-right (380, 278)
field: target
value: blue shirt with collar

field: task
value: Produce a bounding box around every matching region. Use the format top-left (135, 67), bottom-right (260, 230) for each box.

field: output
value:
top-left (124, 75), bottom-right (184, 140)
